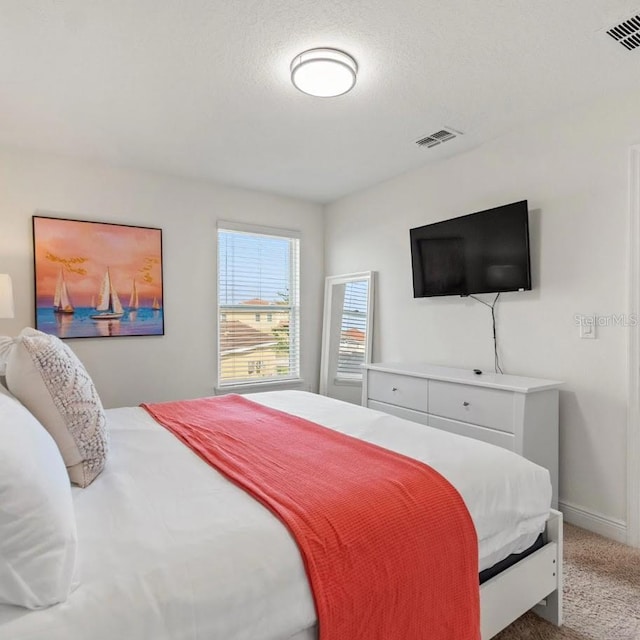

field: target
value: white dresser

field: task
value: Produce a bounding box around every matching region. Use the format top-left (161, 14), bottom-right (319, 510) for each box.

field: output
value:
top-left (362, 363), bottom-right (561, 509)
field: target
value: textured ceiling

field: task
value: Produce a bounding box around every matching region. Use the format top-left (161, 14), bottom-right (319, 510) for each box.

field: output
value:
top-left (0, 1), bottom-right (639, 202)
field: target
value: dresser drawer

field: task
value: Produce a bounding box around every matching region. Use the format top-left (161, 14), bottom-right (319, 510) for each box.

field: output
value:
top-left (428, 416), bottom-right (515, 451)
top-left (428, 380), bottom-right (515, 433)
top-left (367, 371), bottom-right (428, 412)
top-left (367, 400), bottom-right (431, 426)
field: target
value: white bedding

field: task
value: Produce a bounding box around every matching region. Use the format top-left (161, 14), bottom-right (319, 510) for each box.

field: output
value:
top-left (0, 390), bottom-right (551, 640)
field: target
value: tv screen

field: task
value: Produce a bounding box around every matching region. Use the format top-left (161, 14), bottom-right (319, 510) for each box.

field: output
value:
top-left (410, 200), bottom-right (531, 298)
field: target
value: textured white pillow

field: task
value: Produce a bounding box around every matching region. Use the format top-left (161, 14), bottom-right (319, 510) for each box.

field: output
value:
top-left (5, 328), bottom-right (109, 487)
top-left (0, 334), bottom-right (11, 375)
top-left (0, 383), bottom-right (78, 608)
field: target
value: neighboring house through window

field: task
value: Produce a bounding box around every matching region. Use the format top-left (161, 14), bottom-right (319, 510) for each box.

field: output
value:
top-left (336, 280), bottom-right (369, 380)
top-left (217, 222), bottom-right (300, 386)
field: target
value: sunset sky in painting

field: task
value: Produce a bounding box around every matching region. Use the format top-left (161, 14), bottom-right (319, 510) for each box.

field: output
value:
top-left (34, 217), bottom-right (163, 307)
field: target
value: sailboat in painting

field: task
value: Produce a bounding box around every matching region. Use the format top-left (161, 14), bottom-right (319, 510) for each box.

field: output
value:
top-left (129, 279), bottom-right (139, 310)
top-left (90, 268), bottom-right (124, 320)
top-left (53, 269), bottom-right (74, 314)
top-left (152, 296), bottom-right (161, 311)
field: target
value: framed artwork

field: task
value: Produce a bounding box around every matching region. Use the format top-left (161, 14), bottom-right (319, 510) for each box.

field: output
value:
top-left (33, 215), bottom-right (164, 339)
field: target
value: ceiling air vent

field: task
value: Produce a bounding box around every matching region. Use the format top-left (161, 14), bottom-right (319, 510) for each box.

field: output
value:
top-left (605, 14), bottom-right (640, 50)
top-left (415, 127), bottom-right (462, 149)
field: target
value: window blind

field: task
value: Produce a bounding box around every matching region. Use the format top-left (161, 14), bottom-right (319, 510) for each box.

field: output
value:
top-left (217, 226), bottom-right (300, 386)
top-left (336, 280), bottom-right (368, 379)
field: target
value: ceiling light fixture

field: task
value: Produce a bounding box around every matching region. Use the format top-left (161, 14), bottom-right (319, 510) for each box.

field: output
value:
top-left (290, 48), bottom-right (358, 98)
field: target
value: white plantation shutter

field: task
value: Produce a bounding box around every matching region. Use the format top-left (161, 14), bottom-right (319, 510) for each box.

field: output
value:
top-left (336, 280), bottom-right (368, 379)
top-left (217, 223), bottom-right (300, 386)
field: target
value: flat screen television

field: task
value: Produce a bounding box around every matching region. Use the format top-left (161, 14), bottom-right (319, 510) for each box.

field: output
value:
top-left (410, 200), bottom-right (531, 298)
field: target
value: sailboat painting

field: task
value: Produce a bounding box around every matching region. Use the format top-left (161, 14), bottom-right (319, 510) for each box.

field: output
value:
top-left (91, 269), bottom-right (124, 320)
top-left (53, 268), bottom-right (74, 314)
top-left (33, 216), bottom-right (164, 339)
top-left (129, 279), bottom-right (139, 310)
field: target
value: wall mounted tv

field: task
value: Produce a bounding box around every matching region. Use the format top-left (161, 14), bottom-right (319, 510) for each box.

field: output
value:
top-left (410, 200), bottom-right (531, 298)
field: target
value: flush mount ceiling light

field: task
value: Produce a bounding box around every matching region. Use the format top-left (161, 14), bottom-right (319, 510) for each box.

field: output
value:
top-left (290, 48), bottom-right (358, 97)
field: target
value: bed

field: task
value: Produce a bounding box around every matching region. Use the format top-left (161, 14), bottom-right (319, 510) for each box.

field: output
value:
top-left (0, 389), bottom-right (562, 640)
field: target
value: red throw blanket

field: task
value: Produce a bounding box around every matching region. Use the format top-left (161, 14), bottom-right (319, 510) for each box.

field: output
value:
top-left (142, 395), bottom-right (479, 640)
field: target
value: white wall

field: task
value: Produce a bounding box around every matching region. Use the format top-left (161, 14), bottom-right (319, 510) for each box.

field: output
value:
top-left (325, 89), bottom-right (640, 529)
top-left (0, 149), bottom-right (324, 407)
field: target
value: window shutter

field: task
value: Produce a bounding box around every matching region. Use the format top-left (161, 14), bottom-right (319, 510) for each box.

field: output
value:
top-left (336, 280), bottom-right (368, 379)
top-left (217, 226), bottom-right (300, 386)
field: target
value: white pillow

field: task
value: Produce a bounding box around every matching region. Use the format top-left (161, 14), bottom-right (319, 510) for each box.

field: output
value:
top-left (4, 328), bottom-right (109, 487)
top-left (0, 383), bottom-right (78, 608)
top-left (0, 335), bottom-right (10, 376)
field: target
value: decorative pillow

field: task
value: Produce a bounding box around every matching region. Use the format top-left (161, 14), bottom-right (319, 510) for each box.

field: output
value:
top-left (0, 378), bottom-right (15, 398)
top-left (0, 383), bottom-right (78, 608)
top-left (5, 328), bottom-right (109, 487)
top-left (0, 334), bottom-right (11, 376)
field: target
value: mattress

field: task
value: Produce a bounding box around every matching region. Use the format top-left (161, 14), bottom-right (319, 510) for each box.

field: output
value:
top-left (0, 390), bottom-right (552, 640)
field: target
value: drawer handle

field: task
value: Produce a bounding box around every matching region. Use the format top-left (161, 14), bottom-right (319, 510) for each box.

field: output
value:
top-left (391, 387), bottom-right (398, 392)
top-left (463, 401), bottom-right (470, 407)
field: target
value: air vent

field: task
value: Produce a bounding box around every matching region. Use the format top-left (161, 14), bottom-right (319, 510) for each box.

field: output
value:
top-left (605, 14), bottom-right (640, 50)
top-left (415, 127), bottom-right (462, 149)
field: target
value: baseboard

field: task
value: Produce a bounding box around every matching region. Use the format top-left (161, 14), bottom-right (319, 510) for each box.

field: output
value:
top-left (559, 500), bottom-right (627, 544)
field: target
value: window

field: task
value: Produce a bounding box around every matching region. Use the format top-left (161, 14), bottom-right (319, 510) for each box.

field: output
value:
top-left (336, 279), bottom-right (369, 380)
top-left (218, 223), bottom-right (300, 386)
top-left (247, 360), bottom-right (264, 375)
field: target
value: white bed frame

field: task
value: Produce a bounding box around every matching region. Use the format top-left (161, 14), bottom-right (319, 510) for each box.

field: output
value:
top-left (286, 510), bottom-right (563, 640)
top-left (480, 509), bottom-right (563, 638)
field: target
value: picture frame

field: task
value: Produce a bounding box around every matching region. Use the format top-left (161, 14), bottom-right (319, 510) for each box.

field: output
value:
top-left (33, 215), bottom-right (164, 339)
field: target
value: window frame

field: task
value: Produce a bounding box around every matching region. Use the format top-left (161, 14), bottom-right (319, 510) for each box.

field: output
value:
top-left (216, 220), bottom-right (302, 391)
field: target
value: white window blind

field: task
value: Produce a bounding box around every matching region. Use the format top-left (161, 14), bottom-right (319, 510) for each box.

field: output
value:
top-left (217, 225), bottom-right (300, 386)
top-left (336, 280), bottom-right (368, 379)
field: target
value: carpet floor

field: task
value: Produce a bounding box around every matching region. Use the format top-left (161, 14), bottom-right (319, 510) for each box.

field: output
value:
top-left (494, 524), bottom-right (640, 640)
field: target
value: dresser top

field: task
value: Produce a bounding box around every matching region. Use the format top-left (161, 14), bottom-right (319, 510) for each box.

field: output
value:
top-left (363, 362), bottom-right (562, 393)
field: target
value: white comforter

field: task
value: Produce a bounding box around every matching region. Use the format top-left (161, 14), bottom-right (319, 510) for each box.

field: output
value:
top-left (0, 391), bottom-right (551, 640)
